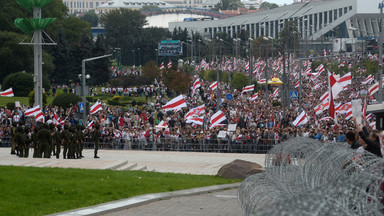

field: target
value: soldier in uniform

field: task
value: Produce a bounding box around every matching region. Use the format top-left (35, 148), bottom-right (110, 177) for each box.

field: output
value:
top-left (14, 126), bottom-right (25, 157)
top-left (54, 125), bottom-right (62, 159)
top-left (92, 124), bottom-right (101, 158)
top-left (62, 125), bottom-right (70, 159)
top-left (68, 126), bottom-right (76, 159)
top-left (37, 124), bottom-right (51, 158)
top-left (75, 125), bottom-right (85, 158)
top-left (24, 127), bottom-right (31, 158)
top-left (32, 127), bottom-right (39, 158)
top-left (49, 123), bottom-right (56, 156)
top-left (10, 122), bottom-right (17, 155)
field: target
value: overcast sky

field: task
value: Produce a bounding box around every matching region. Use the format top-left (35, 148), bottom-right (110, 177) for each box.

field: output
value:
top-left (264, 0), bottom-right (293, 6)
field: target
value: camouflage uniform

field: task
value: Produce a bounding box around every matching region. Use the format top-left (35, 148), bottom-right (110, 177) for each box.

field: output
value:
top-left (92, 124), bottom-right (101, 158)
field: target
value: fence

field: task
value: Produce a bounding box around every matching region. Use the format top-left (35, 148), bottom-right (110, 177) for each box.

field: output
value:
top-left (84, 137), bottom-right (276, 153)
top-left (0, 136), bottom-right (277, 153)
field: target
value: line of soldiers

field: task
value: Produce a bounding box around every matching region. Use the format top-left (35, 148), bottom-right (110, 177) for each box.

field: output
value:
top-left (10, 122), bottom-right (101, 159)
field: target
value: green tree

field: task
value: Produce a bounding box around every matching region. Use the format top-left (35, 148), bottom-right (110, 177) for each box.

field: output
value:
top-left (214, 0), bottom-right (244, 10)
top-left (259, 1), bottom-right (279, 10)
top-left (89, 34), bottom-right (110, 85)
top-left (143, 61), bottom-right (160, 81)
top-left (101, 8), bottom-right (147, 65)
top-left (80, 10), bottom-right (99, 27)
top-left (231, 72), bottom-right (249, 90)
top-left (67, 31), bottom-right (94, 83)
top-left (2, 72), bottom-right (50, 97)
top-left (278, 20), bottom-right (299, 52)
top-left (50, 27), bottom-right (69, 84)
top-left (52, 93), bottom-right (81, 109)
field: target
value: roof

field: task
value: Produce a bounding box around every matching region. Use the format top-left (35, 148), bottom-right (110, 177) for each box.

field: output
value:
top-left (97, 0), bottom-right (174, 9)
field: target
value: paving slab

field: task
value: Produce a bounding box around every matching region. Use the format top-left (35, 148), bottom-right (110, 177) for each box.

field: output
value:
top-left (0, 148), bottom-right (265, 175)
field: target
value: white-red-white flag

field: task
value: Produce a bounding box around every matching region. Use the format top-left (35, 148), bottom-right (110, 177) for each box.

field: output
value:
top-left (210, 81), bottom-right (218, 91)
top-left (162, 95), bottom-right (187, 112)
top-left (314, 101), bottom-right (330, 115)
top-left (320, 91), bottom-right (329, 102)
top-left (210, 110), bottom-right (226, 128)
top-left (362, 75), bottom-right (374, 85)
top-left (87, 120), bottom-right (94, 129)
top-left (345, 108), bottom-right (353, 120)
top-left (242, 85), bottom-right (254, 94)
top-left (0, 88), bottom-right (14, 97)
top-left (186, 116), bottom-right (204, 125)
top-left (249, 93), bottom-right (259, 101)
top-left (159, 62), bottom-right (165, 70)
top-left (368, 82), bottom-right (379, 96)
top-left (257, 79), bottom-right (266, 84)
top-left (329, 71), bottom-right (343, 119)
top-left (272, 88), bottom-right (279, 97)
top-left (292, 111), bottom-right (309, 126)
top-left (192, 78), bottom-right (201, 95)
top-left (90, 102), bottom-right (102, 115)
top-left (185, 104), bottom-right (205, 119)
top-left (167, 61), bottom-right (173, 69)
top-left (25, 106), bottom-right (41, 117)
top-left (338, 72), bottom-right (351, 88)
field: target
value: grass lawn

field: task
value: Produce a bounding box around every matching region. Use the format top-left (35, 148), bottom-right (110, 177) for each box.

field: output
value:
top-left (0, 166), bottom-right (240, 216)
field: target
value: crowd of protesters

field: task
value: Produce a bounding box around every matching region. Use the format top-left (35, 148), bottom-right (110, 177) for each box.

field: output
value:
top-left (1, 52), bottom-right (383, 156)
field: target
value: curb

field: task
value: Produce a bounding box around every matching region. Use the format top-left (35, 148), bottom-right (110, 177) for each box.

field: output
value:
top-left (48, 182), bottom-right (241, 216)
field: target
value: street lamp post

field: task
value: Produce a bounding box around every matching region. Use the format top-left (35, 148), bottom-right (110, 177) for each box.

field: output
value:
top-left (138, 48), bottom-right (141, 66)
top-left (155, 49), bottom-right (158, 66)
top-left (249, 38), bottom-right (253, 84)
top-left (81, 54), bottom-right (112, 126)
top-left (379, 1), bottom-right (383, 103)
top-left (132, 49), bottom-right (135, 66)
top-left (263, 37), bottom-right (270, 104)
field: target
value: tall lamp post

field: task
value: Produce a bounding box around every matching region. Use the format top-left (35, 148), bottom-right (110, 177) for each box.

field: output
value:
top-left (138, 48), bottom-right (141, 66)
top-left (263, 37), bottom-right (270, 104)
top-left (81, 54), bottom-right (112, 126)
top-left (132, 49), bottom-right (135, 66)
top-left (248, 38), bottom-right (253, 84)
top-left (155, 48), bottom-right (158, 66)
top-left (379, 1), bottom-right (383, 103)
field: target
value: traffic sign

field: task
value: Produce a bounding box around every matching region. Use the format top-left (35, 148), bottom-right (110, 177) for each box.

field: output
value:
top-left (290, 91), bottom-right (298, 99)
top-left (79, 102), bottom-right (85, 113)
top-left (226, 93), bottom-right (233, 100)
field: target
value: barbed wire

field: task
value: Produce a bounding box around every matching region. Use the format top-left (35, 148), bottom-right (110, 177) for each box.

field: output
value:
top-left (238, 137), bottom-right (384, 216)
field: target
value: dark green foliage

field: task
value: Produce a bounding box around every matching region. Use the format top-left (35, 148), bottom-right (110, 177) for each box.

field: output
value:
top-left (28, 90), bottom-right (48, 106)
top-left (214, 0), bottom-right (244, 10)
top-left (50, 27), bottom-right (69, 84)
top-left (278, 20), bottom-right (299, 52)
top-left (231, 72), bottom-right (249, 90)
top-left (86, 96), bottom-right (93, 102)
top-left (6, 102), bottom-right (15, 111)
top-left (52, 93), bottom-right (81, 109)
top-left (259, 1), bottom-right (279, 10)
top-left (80, 10), bottom-right (98, 27)
top-left (2, 72), bottom-right (33, 96)
top-left (143, 61), bottom-right (160, 81)
top-left (272, 101), bottom-right (281, 107)
top-left (88, 34), bottom-right (111, 86)
top-left (107, 100), bottom-right (121, 106)
top-left (119, 75), bottom-right (153, 88)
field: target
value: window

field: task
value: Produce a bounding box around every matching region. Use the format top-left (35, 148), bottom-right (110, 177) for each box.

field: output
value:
top-left (334, 9), bottom-right (337, 20)
top-left (86, 2), bottom-right (88, 8)
top-left (349, 6), bottom-right (352, 11)
top-left (324, 11), bottom-right (327, 25)
top-left (90, 2), bottom-right (93, 8)
top-left (96, 2), bottom-right (99, 6)
top-left (329, 10), bottom-right (332, 22)
top-left (344, 7), bottom-right (347, 14)
top-left (339, 8), bottom-right (342, 17)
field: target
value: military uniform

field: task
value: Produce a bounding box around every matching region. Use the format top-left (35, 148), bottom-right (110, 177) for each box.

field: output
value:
top-left (54, 126), bottom-right (62, 159)
top-left (37, 124), bottom-right (51, 158)
top-left (32, 127), bottom-right (39, 158)
top-left (24, 127), bottom-right (31, 158)
top-left (49, 124), bottom-right (56, 156)
top-left (62, 125), bottom-right (70, 159)
top-left (14, 127), bottom-right (25, 157)
top-left (92, 124), bottom-right (101, 158)
top-left (10, 122), bottom-right (17, 155)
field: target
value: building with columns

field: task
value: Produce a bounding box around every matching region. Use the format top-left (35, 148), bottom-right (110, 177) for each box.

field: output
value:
top-left (169, 0), bottom-right (381, 52)
top-left (62, 0), bottom-right (108, 13)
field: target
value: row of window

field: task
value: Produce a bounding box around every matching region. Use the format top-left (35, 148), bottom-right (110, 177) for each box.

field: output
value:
top-left (64, 1), bottom-right (105, 9)
top-left (204, 5), bottom-right (353, 39)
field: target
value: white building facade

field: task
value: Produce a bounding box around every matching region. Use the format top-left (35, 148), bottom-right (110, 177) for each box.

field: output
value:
top-left (169, 0), bottom-right (382, 52)
top-left (62, 0), bottom-right (107, 13)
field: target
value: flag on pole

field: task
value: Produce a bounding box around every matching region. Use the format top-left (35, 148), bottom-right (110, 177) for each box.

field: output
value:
top-left (90, 102), bottom-right (102, 115)
top-left (162, 95), bottom-right (187, 112)
top-left (0, 88), bottom-right (14, 97)
top-left (292, 111), bottom-right (309, 126)
top-left (167, 60), bottom-right (173, 69)
top-left (159, 62), bottom-right (165, 69)
top-left (241, 85), bottom-right (254, 94)
top-left (328, 71), bottom-right (343, 120)
top-left (249, 93), bottom-right (259, 101)
top-left (186, 117), bottom-right (204, 125)
top-left (368, 82), bottom-right (379, 96)
top-left (210, 81), bottom-right (218, 91)
top-left (192, 78), bottom-right (201, 95)
top-left (210, 110), bottom-right (226, 128)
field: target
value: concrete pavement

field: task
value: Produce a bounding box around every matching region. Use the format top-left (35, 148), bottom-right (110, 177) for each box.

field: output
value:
top-left (0, 148), bottom-right (265, 175)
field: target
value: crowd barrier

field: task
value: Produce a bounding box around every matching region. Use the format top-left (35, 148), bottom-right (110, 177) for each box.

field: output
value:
top-left (0, 136), bottom-right (277, 153)
top-left (84, 137), bottom-right (277, 153)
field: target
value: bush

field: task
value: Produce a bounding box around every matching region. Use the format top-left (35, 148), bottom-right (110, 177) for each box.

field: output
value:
top-left (28, 90), bottom-right (48, 106)
top-left (272, 101), bottom-right (281, 107)
top-left (231, 72), bottom-right (249, 90)
top-left (107, 100), bottom-right (121, 106)
top-left (51, 93), bottom-right (81, 109)
top-left (2, 72), bottom-right (51, 97)
top-left (6, 102), bottom-right (15, 111)
top-left (86, 96), bottom-right (93, 102)
top-left (111, 95), bottom-right (121, 101)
